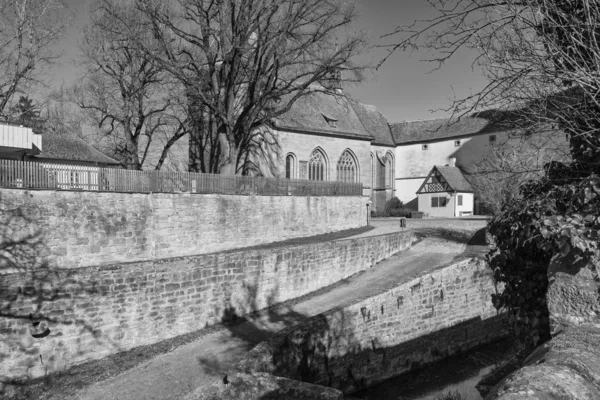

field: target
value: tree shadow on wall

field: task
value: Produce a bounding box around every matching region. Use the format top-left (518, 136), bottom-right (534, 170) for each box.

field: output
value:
top-left (0, 205), bottom-right (121, 397)
top-left (221, 307), bottom-right (372, 398)
top-left (191, 309), bottom-right (364, 399)
top-left (194, 280), bottom-right (309, 380)
top-left (244, 314), bottom-right (508, 400)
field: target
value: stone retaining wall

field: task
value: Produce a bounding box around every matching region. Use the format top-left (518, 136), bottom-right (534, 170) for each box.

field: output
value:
top-left (405, 218), bottom-right (490, 231)
top-left (0, 231), bottom-right (417, 382)
top-left (0, 189), bottom-right (366, 270)
top-left (184, 372), bottom-right (344, 400)
top-left (236, 258), bottom-right (506, 394)
top-left (487, 247), bottom-right (600, 399)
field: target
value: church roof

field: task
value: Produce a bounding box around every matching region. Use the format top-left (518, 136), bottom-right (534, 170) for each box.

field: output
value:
top-left (348, 100), bottom-right (395, 147)
top-left (391, 111), bottom-right (516, 145)
top-left (272, 91), bottom-right (373, 140)
top-left (32, 135), bottom-right (122, 166)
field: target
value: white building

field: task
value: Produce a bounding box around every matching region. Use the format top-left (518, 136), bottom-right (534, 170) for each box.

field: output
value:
top-left (390, 115), bottom-right (514, 210)
top-left (0, 122), bottom-right (42, 157)
top-left (417, 165), bottom-right (474, 217)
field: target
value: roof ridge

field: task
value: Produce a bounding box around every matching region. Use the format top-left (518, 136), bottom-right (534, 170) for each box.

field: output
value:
top-left (348, 100), bottom-right (396, 146)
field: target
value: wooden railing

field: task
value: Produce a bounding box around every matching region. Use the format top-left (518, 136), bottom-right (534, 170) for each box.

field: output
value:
top-left (0, 160), bottom-right (362, 196)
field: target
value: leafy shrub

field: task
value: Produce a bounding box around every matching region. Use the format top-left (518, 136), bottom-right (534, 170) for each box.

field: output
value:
top-left (489, 163), bottom-right (600, 358)
top-left (434, 390), bottom-right (464, 400)
top-left (385, 196), bottom-right (404, 211)
top-left (371, 197), bottom-right (412, 218)
top-left (371, 209), bottom-right (412, 218)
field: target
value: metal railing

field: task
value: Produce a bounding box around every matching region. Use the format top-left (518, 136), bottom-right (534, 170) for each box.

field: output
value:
top-left (0, 160), bottom-right (362, 196)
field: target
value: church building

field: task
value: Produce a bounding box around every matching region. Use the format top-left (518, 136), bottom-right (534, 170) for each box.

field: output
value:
top-left (264, 89), bottom-right (396, 212)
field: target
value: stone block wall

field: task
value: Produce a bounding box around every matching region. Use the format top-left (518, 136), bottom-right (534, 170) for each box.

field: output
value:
top-left (487, 247), bottom-right (600, 399)
top-left (185, 372), bottom-right (344, 400)
top-left (0, 188), bottom-right (366, 269)
top-left (237, 258), bottom-right (506, 394)
top-left (0, 231), bottom-right (417, 381)
top-left (405, 217), bottom-right (490, 231)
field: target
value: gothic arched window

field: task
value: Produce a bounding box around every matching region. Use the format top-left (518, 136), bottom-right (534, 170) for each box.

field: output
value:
top-left (386, 152), bottom-right (394, 189)
top-left (337, 150), bottom-right (358, 182)
top-left (308, 149), bottom-right (327, 181)
top-left (285, 153), bottom-right (296, 179)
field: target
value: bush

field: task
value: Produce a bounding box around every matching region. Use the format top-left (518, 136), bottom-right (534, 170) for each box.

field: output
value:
top-left (371, 208), bottom-right (412, 218)
top-left (434, 391), bottom-right (464, 400)
top-left (370, 197), bottom-right (412, 218)
top-left (385, 196), bottom-right (404, 211)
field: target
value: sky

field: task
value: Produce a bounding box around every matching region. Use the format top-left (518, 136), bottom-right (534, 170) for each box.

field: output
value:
top-left (44, 0), bottom-right (488, 122)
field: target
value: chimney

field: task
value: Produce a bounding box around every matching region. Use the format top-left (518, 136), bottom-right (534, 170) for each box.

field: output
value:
top-left (449, 157), bottom-right (456, 167)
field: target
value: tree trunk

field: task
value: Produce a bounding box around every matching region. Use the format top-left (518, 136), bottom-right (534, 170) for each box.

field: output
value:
top-left (188, 99), bottom-right (204, 173)
top-left (124, 134), bottom-right (141, 170)
top-left (217, 127), bottom-right (239, 175)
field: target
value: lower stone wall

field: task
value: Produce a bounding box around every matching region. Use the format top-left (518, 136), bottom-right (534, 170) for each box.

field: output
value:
top-left (487, 325), bottom-right (600, 400)
top-left (405, 217), bottom-right (490, 231)
top-left (486, 247), bottom-right (600, 399)
top-left (237, 258), bottom-right (506, 394)
top-left (184, 372), bottom-right (343, 400)
top-left (0, 231), bottom-right (417, 382)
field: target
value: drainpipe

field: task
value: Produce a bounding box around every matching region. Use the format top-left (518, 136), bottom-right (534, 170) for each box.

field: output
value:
top-left (454, 192), bottom-right (458, 217)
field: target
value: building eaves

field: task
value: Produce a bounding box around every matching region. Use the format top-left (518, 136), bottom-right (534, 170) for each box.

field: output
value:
top-left (391, 111), bottom-right (520, 146)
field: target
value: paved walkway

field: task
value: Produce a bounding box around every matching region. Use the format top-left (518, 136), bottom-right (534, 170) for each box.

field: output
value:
top-left (342, 217), bottom-right (489, 240)
top-left (66, 222), bottom-right (484, 400)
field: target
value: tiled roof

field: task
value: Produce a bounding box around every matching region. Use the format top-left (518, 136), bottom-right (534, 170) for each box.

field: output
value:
top-left (33, 135), bottom-right (121, 165)
top-left (348, 100), bottom-right (395, 146)
top-left (391, 111), bottom-right (516, 145)
top-left (436, 166), bottom-right (474, 192)
top-left (272, 91), bottom-right (372, 140)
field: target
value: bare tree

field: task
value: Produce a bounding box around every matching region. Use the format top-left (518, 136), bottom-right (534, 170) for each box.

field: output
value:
top-left (0, 0), bottom-right (71, 117)
top-left (42, 84), bottom-right (86, 137)
top-left (108, 0), bottom-right (368, 175)
top-left (380, 0), bottom-right (600, 170)
top-left (384, 1), bottom-right (600, 352)
top-left (464, 129), bottom-right (571, 215)
top-left (73, 1), bottom-right (186, 170)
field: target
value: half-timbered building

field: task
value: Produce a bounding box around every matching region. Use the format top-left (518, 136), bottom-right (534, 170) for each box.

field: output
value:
top-left (416, 164), bottom-right (475, 217)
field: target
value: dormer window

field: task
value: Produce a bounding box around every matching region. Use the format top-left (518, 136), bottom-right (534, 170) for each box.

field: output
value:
top-left (322, 113), bottom-right (338, 129)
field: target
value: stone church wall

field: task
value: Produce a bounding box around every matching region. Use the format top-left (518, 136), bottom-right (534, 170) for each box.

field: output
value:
top-left (273, 129), bottom-right (372, 187)
top-left (370, 145), bottom-right (395, 212)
